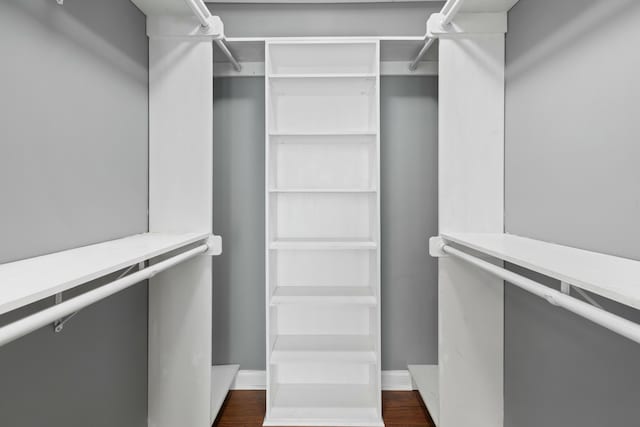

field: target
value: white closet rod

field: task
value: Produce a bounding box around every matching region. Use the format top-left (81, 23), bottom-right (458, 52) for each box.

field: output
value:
top-left (442, 244), bottom-right (640, 345)
top-left (0, 244), bottom-right (208, 348)
top-left (409, 0), bottom-right (465, 71)
top-left (214, 39), bottom-right (242, 72)
top-left (183, 0), bottom-right (242, 71)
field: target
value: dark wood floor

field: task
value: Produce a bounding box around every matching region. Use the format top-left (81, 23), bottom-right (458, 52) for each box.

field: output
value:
top-left (213, 390), bottom-right (436, 427)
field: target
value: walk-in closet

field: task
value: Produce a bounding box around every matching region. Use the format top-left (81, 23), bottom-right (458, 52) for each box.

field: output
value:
top-left (1, 1), bottom-right (639, 427)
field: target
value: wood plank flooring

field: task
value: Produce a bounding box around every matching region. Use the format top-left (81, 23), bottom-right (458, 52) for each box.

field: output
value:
top-left (213, 390), bottom-right (436, 427)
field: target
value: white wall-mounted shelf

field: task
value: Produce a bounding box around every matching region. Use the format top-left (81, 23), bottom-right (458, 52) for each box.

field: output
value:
top-left (441, 233), bottom-right (640, 310)
top-left (0, 232), bottom-right (209, 316)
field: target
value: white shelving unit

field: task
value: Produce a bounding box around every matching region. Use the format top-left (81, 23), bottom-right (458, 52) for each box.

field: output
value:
top-left (265, 39), bottom-right (383, 427)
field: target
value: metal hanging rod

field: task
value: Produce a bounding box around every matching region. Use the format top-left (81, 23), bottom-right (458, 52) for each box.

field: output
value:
top-left (0, 244), bottom-right (208, 348)
top-left (409, 0), bottom-right (465, 71)
top-left (214, 39), bottom-right (242, 72)
top-left (183, 0), bottom-right (242, 71)
top-left (440, 243), bottom-right (640, 345)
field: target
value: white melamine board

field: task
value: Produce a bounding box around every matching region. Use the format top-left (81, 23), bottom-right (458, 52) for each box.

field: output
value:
top-left (442, 233), bottom-right (640, 310)
top-left (269, 189), bottom-right (376, 193)
top-left (408, 365), bottom-right (439, 425)
top-left (271, 335), bottom-right (376, 363)
top-left (148, 36), bottom-right (214, 427)
top-left (270, 240), bottom-right (377, 250)
top-left (437, 34), bottom-right (505, 427)
top-left (0, 232), bottom-right (208, 315)
top-left (460, 0), bottom-right (520, 13)
top-left (210, 364), bottom-right (240, 424)
top-left (270, 131), bottom-right (377, 137)
top-left (271, 287), bottom-right (376, 305)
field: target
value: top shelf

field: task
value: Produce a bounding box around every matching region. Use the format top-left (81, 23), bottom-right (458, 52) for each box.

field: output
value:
top-left (441, 233), bottom-right (640, 310)
top-left (0, 232), bottom-right (209, 315)
top-left (267, 41), bottom-right (378, 76)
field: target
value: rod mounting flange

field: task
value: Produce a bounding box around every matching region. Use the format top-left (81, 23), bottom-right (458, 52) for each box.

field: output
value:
top-left (429, 236), bottom-right (448, 258)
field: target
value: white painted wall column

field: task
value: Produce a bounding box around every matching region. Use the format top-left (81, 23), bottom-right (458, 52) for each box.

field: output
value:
top-left (147, 16), bottom-right (219, 427)
top-left (434, 13), bottom-right (507, 427)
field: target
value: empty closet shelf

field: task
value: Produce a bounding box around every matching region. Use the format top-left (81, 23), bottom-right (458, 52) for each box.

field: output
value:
top-left (271, 287), bottom-right (376, 305)
top-left (271, 335), bottom-right (376, 363)
top-left (269, 131), bottom-right (377, 137)
top-left (0, 232), bottom-right (209, 315)
top-left (270, 240), bottom-right (377, 250)
top-left (266, 384), bottom-right (380, 426)
top-left (269, 188), bottom-right (377, 193)
top-left (441, 232), bottom-right (640, 310)
top-left (269, 73), bottom-right (377, 79)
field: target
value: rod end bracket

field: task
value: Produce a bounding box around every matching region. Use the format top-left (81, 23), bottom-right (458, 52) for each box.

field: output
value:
top-left (205, 234), bottom-right (223, 256)
top-left (429, 236), bottom-right (448, 258)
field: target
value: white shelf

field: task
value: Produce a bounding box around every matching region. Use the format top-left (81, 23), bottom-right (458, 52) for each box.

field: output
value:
top-left (210, 364), bottom-right (239, 424)
top-left (441, 232), bottom-right (640, 310)
top-left (269, 188), bottom-right (377, 194)
top-left (271, 286), bottom-right (376, 305)
top-left (271, 335), bottom-right (376, 363)
top-left (0, 232), bottom-right (209, 315)
top-left (270, 73), bottom-right (377, 80)
top-left (270, 131), bottom-right (377, 137)
top-left (408, 365), bottom-right (439, 426)
top-left (266, 384), bottom-right (381, 427)
top-left (270, 240), bottom-right (378, 251)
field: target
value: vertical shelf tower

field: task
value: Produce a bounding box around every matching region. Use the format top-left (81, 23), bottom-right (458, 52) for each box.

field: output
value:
top-left (264, 39), bottom-right (383, 427)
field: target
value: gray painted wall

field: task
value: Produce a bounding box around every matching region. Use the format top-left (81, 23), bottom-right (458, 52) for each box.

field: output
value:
top-left (212, 77), bottom-right (266, 369)
top-left (208, 2), bottom-right (443, 38)
top-left (505, 0), bottom-right (640, 426)
top-left (0, 0), bottom-right (149, 426)
top-left (212, 76), bottom-right (438, 370)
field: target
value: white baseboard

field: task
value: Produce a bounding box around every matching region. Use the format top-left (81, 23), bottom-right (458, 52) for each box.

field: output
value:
top-left (381, 370), bottom-right (413, 391)
top-left (231, 370), bottom-right (267, 390)
top-left (231, 369), bottom-right (413, 391)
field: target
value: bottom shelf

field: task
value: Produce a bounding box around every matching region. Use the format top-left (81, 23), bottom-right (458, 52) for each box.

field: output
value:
top-left (265, 383), bottom-right (383, 426)
top-left (210, 364), bottom-right (240, 424)
top-left (408, 364), bottom-right (439, 426)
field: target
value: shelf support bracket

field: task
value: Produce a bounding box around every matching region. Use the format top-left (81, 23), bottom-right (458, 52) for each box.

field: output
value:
top-left (52, 262), bottom-right (143, 333)
top-left (562, 282), bottom-right (604, 310)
